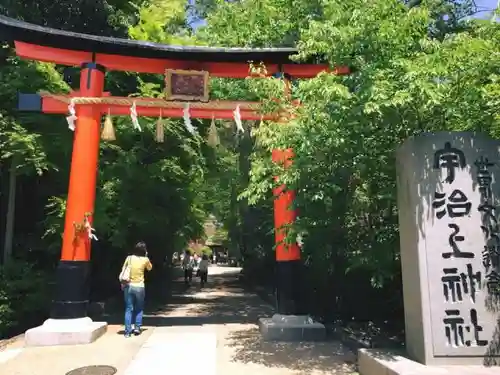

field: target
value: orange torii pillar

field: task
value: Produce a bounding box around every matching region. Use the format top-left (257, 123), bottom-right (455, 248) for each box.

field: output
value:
top-left (259, 72), bottom-right (326, 341)
top-left (25, 63), bottom-right (108, 346)
top-left (272, 148), bottom-right (301, 313)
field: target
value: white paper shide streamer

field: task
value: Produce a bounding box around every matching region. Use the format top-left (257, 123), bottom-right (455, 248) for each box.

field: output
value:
top-left (233, 105), bottom-right (244, 133)
top-left (183, 103), bottom-right (198, 135)
top-left (66, 99), bottom-right (77, 131)
top-left (130, 101), bottom-right (142, 131)
top-left (84, 215), bottom-right (98, 241)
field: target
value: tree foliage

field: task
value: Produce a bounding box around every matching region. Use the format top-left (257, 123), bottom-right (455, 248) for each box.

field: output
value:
top-left (199, 0), bottom-right (500, 319)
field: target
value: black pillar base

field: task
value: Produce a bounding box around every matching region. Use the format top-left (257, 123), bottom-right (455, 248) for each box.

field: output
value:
top-left (275, 259), bottom-right (304, 315)
top-left (50, 260), bottom-right (91, 319)
top-left (260, 259), bottom-right (326, 341)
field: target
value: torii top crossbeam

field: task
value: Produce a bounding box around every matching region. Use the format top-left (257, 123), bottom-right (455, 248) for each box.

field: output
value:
top-left (0, 15), bottom-right (346, 78)
top-left (0, 15), bottom-right (348, 121)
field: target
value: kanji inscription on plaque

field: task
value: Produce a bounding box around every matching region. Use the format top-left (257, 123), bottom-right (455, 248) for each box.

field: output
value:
top-left (165, 69), bottom-right (209, 102)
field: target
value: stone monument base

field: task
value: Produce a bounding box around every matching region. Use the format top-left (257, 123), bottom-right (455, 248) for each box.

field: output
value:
top-left (25, 317), bottom-right (107, 347)
top-left (358, 348), bottom-right (499, 375)
top-left (258, 314), bottom-right (326, 341)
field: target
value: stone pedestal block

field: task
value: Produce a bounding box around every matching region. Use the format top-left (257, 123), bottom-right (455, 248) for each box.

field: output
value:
top-left (258, 314), bottom-right (326, 341)
top-left (359, 349), bottom-right (451, 375)
top-left (25, 317), bottom-right (107, 347)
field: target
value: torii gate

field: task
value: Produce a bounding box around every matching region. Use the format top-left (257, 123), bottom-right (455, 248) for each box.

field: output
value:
top-left (0, 15), bottom-right (349, 345)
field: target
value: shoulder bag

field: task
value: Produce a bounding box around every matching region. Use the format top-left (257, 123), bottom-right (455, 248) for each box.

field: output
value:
top-left (119, 256), bottom-right (132, 283)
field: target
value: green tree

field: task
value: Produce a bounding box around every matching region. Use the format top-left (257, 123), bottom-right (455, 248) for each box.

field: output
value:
top-left (198, 0), bottom-right (499, 321)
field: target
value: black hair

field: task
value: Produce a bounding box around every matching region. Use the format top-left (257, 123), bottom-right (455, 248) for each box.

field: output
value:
top-left (132, 241), bottom-right (147, 256)
top-left (185, 249), bottom-right (191, 255)
top-left (202, 254), bottom-right (208, 260)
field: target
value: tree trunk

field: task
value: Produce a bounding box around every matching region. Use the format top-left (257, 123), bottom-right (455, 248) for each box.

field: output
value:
top-left (3, 158), bottom-right (17, 265)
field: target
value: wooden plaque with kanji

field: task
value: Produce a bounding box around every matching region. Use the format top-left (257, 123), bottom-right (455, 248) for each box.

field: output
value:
top-left (165, 69), bottom-right (209, 102)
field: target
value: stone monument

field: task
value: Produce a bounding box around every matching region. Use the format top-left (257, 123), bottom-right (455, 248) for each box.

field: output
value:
top-left (359, 132), bottom-right (500, 374)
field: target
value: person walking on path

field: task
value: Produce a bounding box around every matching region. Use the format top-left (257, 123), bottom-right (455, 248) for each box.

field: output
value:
top-left (120, 241), bottom-right (153, 338)
top-left (182, 249), bottom-right (194, 285)
top-left (198, 254), bottom-right (209, 287)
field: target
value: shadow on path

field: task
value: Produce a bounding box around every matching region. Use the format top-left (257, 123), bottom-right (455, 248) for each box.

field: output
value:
top-left (225, 327), bottom-right (357, 374)
top-left (105, 267), bottom-right (274, 327)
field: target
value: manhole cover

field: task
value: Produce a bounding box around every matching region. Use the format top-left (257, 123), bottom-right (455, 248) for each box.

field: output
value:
top-left (66, 365), bottom-right (117, 375)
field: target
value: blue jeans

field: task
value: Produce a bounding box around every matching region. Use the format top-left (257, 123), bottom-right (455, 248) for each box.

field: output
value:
top-left (123, 285), bottom-right (145, 334)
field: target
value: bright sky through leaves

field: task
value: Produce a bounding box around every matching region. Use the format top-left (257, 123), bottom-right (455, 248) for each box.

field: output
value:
top-left (476, 0), bottom-right (498, 18)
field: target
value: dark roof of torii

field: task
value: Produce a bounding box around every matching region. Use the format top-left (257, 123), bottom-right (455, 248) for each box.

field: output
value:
top-left (0, 15), bottom-right (310, 64)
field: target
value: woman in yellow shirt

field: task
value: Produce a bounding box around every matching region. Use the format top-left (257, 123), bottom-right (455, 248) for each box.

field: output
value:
top-left (121, 241), bottom-right (153, 338)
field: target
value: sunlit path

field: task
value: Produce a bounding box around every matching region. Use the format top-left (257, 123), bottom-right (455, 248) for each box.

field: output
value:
top-left (123, 330), bottom-right (217, 375)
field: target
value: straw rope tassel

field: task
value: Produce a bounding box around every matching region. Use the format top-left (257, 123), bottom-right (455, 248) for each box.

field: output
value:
top-left (251, 115), bottom-right (263, 138)
top-left (101, 110), bottom-right (116, 141)
top-left (207, 115), bottom-right (220, 147)
top-left (155, 112), bottom-right (165, 143)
